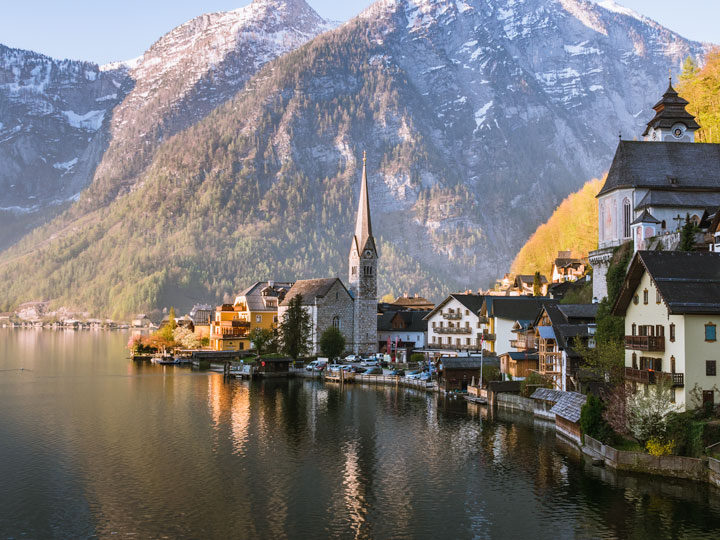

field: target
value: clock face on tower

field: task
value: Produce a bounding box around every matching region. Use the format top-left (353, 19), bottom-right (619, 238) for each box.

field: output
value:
top-left (364, 249), bottom-right (373, 258)
top-left (672, 123), bottom-right (686, 139)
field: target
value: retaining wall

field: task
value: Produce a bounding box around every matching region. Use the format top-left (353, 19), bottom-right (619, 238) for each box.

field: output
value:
top-left (497, 393), bottom-right (534, 413)
top-left (584, 435), bottom-right (711, 483)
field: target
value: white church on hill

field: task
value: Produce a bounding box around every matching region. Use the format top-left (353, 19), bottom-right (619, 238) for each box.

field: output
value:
top-left (590, 78), bottom-right (720, 300)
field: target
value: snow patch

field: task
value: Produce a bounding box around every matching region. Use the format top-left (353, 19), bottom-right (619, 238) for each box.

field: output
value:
top-left (61, 110), bottom-right (105, 131)
top-left (53, 158), bottom-right (78, 171)
top-left (474, 101), bottom-right (493, 132)
top-left (597, 0), bottom-right (644, 21)
top-left (564, 41), bottom-right (601, 56)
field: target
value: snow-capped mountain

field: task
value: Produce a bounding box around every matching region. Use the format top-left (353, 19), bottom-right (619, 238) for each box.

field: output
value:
top-left (0, 0), bottom-right (713, 315)
top-left (0, 0), bottom-right (333, 248)
top-left (0, 44), bottom-right (130, 246)
top-left (85, 0), bottom-right (335, 208)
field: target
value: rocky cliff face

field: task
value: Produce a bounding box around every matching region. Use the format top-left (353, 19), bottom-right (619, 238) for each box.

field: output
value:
top-left (0, 45), bottom-right (130, 248)
top-left (0, 0), bottom-right (334, 248)
top-left (0, 0), bottom-right (712, 315)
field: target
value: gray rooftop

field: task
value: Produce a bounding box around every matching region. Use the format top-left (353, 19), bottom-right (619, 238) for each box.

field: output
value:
top-left (550, 392), bottom-right (587, 423)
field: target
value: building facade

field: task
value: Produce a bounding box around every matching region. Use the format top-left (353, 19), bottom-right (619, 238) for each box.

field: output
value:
top-left (613, 251), bottom-right (720, 411)
top-left (425, 294), bottom-right (487, 354)
top-left (590, 79), bottom-right (720, 300)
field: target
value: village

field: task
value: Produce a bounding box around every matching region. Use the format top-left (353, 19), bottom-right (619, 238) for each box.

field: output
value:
top-left (5, 78), bottom-right (720, 489)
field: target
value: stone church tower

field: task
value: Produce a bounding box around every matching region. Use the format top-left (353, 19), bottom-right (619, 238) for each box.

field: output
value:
top-left (348, 152), bottom-right (378, 354)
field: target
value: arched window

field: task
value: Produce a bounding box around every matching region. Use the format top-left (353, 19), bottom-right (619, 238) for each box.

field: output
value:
top-left (623, 198), bottom-right (631, 238)
top-left (333, 316), bottom-right (340, 330)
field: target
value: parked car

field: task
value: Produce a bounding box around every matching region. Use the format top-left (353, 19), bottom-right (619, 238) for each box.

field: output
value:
top-left (345, 354), bottom-right (362, 363)
top-left (361, 359), bottom-right (379, 367)
top-left (363, 367), bottom-right (383, 375)
top-left (351, 366), bottom-right (366, 373)
top-left (388, 369), bottom-right (405, 377)
top-left (418, 372), bottom-right (432, 381)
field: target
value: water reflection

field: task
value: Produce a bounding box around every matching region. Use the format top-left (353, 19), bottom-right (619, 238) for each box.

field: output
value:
top-left (2, 329), bottom-right (720, 539)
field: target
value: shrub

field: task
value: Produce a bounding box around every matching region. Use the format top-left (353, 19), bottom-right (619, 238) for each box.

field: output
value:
top-left (410, 353), bottom-right (425, 364)
top-left (646, 437), bottom-right (675, 456)
top-left (580, 394), bottom-right (613, 443)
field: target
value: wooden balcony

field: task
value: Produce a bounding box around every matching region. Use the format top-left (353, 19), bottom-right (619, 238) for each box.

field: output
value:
top-left (442, 312), bottom-right (462, 320)
top-left (478, 316), bottom-right (489, 324)
top-left (625, 367), bottom-right (684, 387)
top-left (625, 335), bottom-right (665, 352)
top-left (481, 331), bottom-right (496, 341)
top-left (510, 339), bottom-right (537, 350)
top-left (435, 327), bottom-right (471, 334)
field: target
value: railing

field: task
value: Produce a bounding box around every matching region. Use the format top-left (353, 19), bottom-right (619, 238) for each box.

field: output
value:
top-left (481, 331), bottom-right (496, 341)
top-left (442, 312), bottom-right (462, 320)
top-left (430, 343), bottom-right (487, 352)
top-left (434, 327), bottom-right (471, 334)
top-left (510, 339), bottom-right (537, 350)
top-left (625, 367), bottom-right (684, 387)
top-left (477, 316), bottom-right (489, 324)
top-left (213, 320), bottom-right (250, 328)
top-left (625, 335), bottom-right (665, 352)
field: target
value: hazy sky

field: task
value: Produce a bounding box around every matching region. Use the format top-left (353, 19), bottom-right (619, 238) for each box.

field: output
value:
top-left (1, 0), bottom-right (718, 65)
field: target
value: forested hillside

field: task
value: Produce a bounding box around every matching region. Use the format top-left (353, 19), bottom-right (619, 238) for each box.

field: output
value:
top-left (679, 48), bottom-right (720, 143)
top-left (511, 179), bottom-right (602, 276)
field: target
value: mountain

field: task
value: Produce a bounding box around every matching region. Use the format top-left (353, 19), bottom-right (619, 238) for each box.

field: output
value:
top-left (0, 0), bottom-right (711, 317)
top-left (511, 177), bottom-right (602, 276)
top-left (0, 45), bottom-right (131, 249)
top-left (0, 0), bottom-right (333, 250)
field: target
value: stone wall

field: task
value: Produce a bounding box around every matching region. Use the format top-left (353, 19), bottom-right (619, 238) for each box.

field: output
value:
top-left (497, 393), bottom-right (534, 413)
top-left (315, 280), bottom-right (355, 356)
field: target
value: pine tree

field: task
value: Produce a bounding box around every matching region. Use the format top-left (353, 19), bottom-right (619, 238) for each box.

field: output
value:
top-left (677, 213), bottom-right (698, 252)
top-left (533, 271), bottom-right (542, 296)
top-left (278, 294), bottom-right (312, 362)
top-left (168, 307), bottom-right (177, 330)
top-left (680, 56), bottom-right (699, 82)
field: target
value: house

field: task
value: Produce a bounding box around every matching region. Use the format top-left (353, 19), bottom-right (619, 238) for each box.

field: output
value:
top-left (210, 281), bottom-right (293, 352)
top-left (529, 387), bottom-right (564, 419)
top-left (550, 392), bottom-right (587, 445)
top-left (500, 351), bottom-right (539, 381)
top-left (279, 278), bottom-right (354, 356)
top-left (189, 304), bottom-right (213, 338)
top-left (438, 356), bottom-right (488, 392)
top-left (534, 303), bottom-right (599, 391)
top-left (479, 296), bottom-right (556, 356)
top-left (131, 314), bottom-right (153, 328)
top-left (388, 293), bottom-right (435, 311)
top-left (551, 251), bottom-right (587, 283)
top-left (612, 251), bottom-right (720, 411)
top-left (424, 294), bottom-right (487, 355)
top-left (209, 304), bottom-right (250, 351)
top-left (512, 274), bottom-right (549, 296)
top-left (590, 78), bottom-right (720, 299)
top-left (377, 310), bottom-right (429, 360)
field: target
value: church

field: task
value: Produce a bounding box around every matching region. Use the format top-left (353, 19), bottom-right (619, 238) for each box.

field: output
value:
top-left (279, 153), bottom-right (379, 355)
top-left (590, 78), bottom-right (720, 300)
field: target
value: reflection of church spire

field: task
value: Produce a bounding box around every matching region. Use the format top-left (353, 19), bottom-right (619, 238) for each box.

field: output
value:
top-left (353, 151), bottom-right (375, 255)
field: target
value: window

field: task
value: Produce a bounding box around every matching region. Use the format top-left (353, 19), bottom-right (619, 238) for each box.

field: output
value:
top-left (661, 220), bottom-right (666, 230)
top-left (333, 316), bottom-right (340, 330)
top-left (670, 356), bottom-right (676, 374)
top-left (351, 266), bottom-right (357, 275)
top-left (656, 325), bottom-right (664, 337)
top-left (623, 198), bottom-right (632, 238)
top-left (632, 353), bottom-right (637, 369)
top-left (273, 315), bottom-right (278, 324)
top-left (363, 266), bottom-right (373, 276)
top-left (632, 323), bottom-right (636, 336)
top-left (707, 360), bottom-right (717, 377)
top-left (432, 321), bottom-right (436, 328)
top-left (706, 323), bottom-right (717, 342)
top-left (633, 294), bottom-right (639, 305)
top-left (643, 289), bottom-right (648, 305)
top-left (465, 310), bottom-right (469, 316)
top-left (656, 290), bottom-right (661, 304)
top-left (255, 315), bottom-right (262, 323)
top-left (670, 323), bottom-right (675, 342)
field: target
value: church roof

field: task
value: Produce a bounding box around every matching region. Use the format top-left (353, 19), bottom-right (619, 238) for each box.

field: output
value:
top-left (642, 80), bottom-right (700, 137)
top-left (597, 141), bottom-right (720, 196)
top-left (280, 278), bottom-right (348, 306)
top-left (631, 209), bottom-right (661, 225)
top-left (353, 152), bottom-right (376, 255)
top-left (635, 190), bottom-right (720, 211)
top-left (613, 251), bottom-right (720, 316)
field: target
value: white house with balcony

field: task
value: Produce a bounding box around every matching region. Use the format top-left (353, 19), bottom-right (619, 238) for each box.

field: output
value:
top-left (612, 251), bottom-right (720, 411)
top-left (424, 294), bottom-right (487, 355)
top-left (590, 79), bottom-right (720, 300)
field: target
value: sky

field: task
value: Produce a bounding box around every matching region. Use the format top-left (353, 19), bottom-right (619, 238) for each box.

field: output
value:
top-left (1, 0), bottom-right (719, 66)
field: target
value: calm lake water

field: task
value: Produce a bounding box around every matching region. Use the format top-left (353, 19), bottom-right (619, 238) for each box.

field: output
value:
top-left (1, 329), bottom-right (720, 539)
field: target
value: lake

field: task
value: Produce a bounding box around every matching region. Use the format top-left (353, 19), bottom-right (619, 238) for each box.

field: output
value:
top-left (1, 329), bottom-right (720, 539)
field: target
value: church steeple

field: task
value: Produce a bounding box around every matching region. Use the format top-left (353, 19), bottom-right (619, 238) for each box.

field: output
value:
top-left (352, 151), bottom-right (376, 256)
top-left (642, 75), bottom-right (700, 142)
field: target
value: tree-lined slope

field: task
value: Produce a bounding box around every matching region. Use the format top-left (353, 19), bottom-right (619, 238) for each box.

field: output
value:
top-left (0, 0), bottom-right (711, 317)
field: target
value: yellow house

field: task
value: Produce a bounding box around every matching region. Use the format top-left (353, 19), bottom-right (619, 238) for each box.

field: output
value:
top-left (209, 281), bottom-right (293, 352)
top-left (613, 251), bottom-right (720, 411)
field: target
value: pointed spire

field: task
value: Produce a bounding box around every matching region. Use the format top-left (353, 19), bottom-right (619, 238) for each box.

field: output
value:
top-left (354, 151), bottom-right (375, 255)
